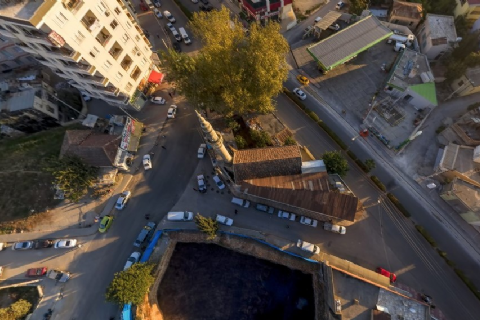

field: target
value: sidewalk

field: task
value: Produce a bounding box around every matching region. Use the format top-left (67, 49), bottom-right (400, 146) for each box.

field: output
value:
top-left (0, 116), bottom-right (168, 243)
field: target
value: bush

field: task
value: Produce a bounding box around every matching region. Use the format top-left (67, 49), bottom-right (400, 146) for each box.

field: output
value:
top-left (226, 118), bottom-right (240, 132)
top-left (355, 159), bottom-right (368, 172)
top-left (365, 159), bottom-right (376, 173)
top-left (322, 151), bottom-right (349, 177)
top-left (437, 249), bottom-right (456, 267)
top-left (346, 150), bottom-right (357, 160)
top-left (415, 225), bottom-right (437, 247)
top-left (250, 129), bottom-right (272, 148)
top-left (467, 102), bottom-right (480, 111)
top-left (284, 136), bottom-right (297, 146)
top-left (386, 193), bottom-right (411, 217)
top-left (307, 111), bottom-right (320, 122)
top-left (370, 176), bottom-right (386, 192)
top-left (454, 268), bottom-right (480, 300)
top-left (235, 136), bottom-right (247, 149)
top-left (173, 0), bottom-right (193, 20)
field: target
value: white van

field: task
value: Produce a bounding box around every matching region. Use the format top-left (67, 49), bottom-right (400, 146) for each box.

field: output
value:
top-left (297, 239), bottom-right (320, 254)
top-left (167, 211), bottom-right (194, 221)
top-left (231, 197), bottom-right (250, 208)
top-left (178, 27), bottom-right (191, 45)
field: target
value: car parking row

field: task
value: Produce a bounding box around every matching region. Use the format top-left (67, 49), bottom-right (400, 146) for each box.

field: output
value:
top-left (7, 238), bottom-right (78, 251)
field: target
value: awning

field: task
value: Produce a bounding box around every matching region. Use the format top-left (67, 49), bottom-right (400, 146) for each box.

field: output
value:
top-left (148, 70), bottom-right (164, 84)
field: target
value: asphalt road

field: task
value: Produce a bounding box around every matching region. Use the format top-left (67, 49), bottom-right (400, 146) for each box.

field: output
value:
top-left (53, 100), bottom-right (202, 320)
top-left (279, 77), bottom-right (480, 319)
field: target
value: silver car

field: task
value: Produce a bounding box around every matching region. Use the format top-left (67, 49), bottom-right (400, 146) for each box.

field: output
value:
top-left (12, 241), bottom-right (34, 250)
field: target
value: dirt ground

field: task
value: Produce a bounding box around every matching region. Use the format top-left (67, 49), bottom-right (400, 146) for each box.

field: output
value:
top-left (157, 242), bottom-right (316, 320)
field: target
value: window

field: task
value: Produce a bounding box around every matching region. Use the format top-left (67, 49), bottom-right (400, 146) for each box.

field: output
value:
top-left (13, 58), bottom-right (22, 65)
top-left (114, 7), bottom-right (121, 15)
top-left (73, 30), bottom-right (85, 45)
top-left (122, 33), bottom-right (129, 43)
top-left (125, 82), bottom-right (132, 91)
top-left (458, 80), bottom-right (464, 87)
top-left (102, 60), bottom-right (112, 70)
top-left (96, 2), bottom-right (107, 14)
top-left (26, 56), bottom-right (36, 63)
top-left (115, 72), bottom-right (123, 81)
top-left (89, 51), bottom-right (96, 58)
top-left (0, 36), bottom-right (5, 42)
top-left (55, 12), bottom-right (68, 27)
top-left (110, 20), bottom-right (119, 30)
top-left (126, 22), bottom-right (132, 29)
top-left (6, 26), bottom-right (19, 34)
top-left (13, 46), bottom-right (23, 53)
top-left (135, 35), bottom-right (140, 42)
top-left (140, 58), bottom-right (147, 66)
top-left (46, 106), bottom-right (55, 113)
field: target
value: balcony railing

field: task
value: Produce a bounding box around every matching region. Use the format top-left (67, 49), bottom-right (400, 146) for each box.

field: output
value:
top-left (121, 57), bottom-right (132, 71)
top-left (81, 16), bottom-right (101, 32)
top-left (96, 30), bottom-right (112, 46)
top-left (65, 0), bottom-right (84, 14)
top-left (131, 68), bottom-right (141, 80)
top-left (109, 47), bottom-right (123, 59)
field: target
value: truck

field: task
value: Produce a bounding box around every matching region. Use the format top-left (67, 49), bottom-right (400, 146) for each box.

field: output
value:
top-left (387, 34), bottom-right (414, 47)
top-left (324, 222), bottom-right (346, 234)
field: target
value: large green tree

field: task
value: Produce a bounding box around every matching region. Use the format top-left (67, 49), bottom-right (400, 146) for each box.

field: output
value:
top-left (45, 154), bottom-right (98, 202)
top-left (321, 151), bottom-right (349, 177)
top-left (161, 7), bottom-right (289, 116)
top-left (349, 0), bottom-right (369, 15)
top-left (0, 299), bottom-right (32, 320)
top-left (105, 263), bottom-right (155, 305)
top-left (194, 213), bottom-right (218, 240)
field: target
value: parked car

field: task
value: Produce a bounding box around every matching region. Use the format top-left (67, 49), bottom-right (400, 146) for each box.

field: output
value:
top-left (151, 96), bottom-right (166, 104)
top-left (197, 174), bottom-right (207, 193)
top-left (376, 267), bottom-right (397, 283)
top-left (98, 215), bottom-right (113, 233)
top-left (256, 204), bottom-right (274, 214)
top-left (297, 239), bottom-right (320, 254)
top-left (12, 241), bottom-right (34, 250)
top-left (153, 0), bottom-right (161, 7)
top-left (323, 222), bottom-right (346, 234)
top-left (172, 30), bottom-right (182, 42)
top-left (293, 88), bottom-right (307, 100)
top-left (166, 22), bottom-right (175, 32)
top-left (335, 1), bottom-right (345, 10)
top-left (115, 191), bottom-right (131, 210)
top-left (300, 216), bottom-right (318, 227)
top-left (198, 143), bottom-right (207, 158)
top-left (34, 240), bottom-right (54, 249)
top-left (167, 211), bottom-right (194, 221)
top-left (134, 222), bottom-right (156, 247)
top-left (124, 252), bottom-right (141, 271)
top-left (231, 197), bottom-right (250, 208)
top-left (26, 267), bottom-right (48, 277)
top-left (328, 23), bottom-right (341, 31)
top-left (200, 0), bottom-right (209, 4)
top-left (314, 16), bottom-right (322, 23)
top-left (154, 8), bottom-right (163, 19)
top-left (191, 0), bottom-right (199, 3)
top-left (0, 242), bottom-right (6, 251)
top-left (143, 154), bottom-right (152, 170)
top-left (213, 175), bottom-right (225, 189)
top-left (167, 105), bottom-right (177, 118)
top-left (296, 75), bottom-right (309, 85)
top-left (172, 42), bottom-right (181, 52)
top-left (199, 4), bottom-right (213, 11)
top-left (164, 10), bottom-right (176, 23)
top-left (47, 269), bottom-right (71, 282)
top-left (216, 214), bottom-right (233, 226)
top-left (54, 239), bottom-right (77, 249)
top-left (278, 210), bottom-right (296, 221)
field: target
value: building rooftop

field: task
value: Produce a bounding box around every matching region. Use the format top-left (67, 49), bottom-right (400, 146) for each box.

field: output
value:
top-left (233, 145), bottom-right (300, 164)
top-left (391, 0), bottom-right (422, 20)
top-left (240, 172), bottom-right (358, 221)
top-left (377, 289), bottom-right (428, 320)
top-left (60, 130), bottom-right (121, 167)
top-left (307, 15), bottom-right (392, 70)
top-left (0, 89), bottom-right (36, 112)
top-left (0, 0), bottom-right (45, 21)
top-left (466, 67), bottom-right (480, 87)
top-left (387, 48), bottom-right (438, 105)
top-left (425, 14), bottom-right (457, 43)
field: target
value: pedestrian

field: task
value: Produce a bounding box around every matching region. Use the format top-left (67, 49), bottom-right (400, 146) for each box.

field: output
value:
top-left (234, 209), bottom-right (238, 215)
top-left (168, 92), bottom-right (173, 98)
top-left (145, 214), bottom-right (150, 220)
top-left (162, 146), bottom-right (166, 150)
top-left (156, 34), bottom-right (160, 39)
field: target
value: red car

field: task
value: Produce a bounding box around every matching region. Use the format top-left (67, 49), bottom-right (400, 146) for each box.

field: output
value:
top-left (26, 267), bottom-right (48, 277)
top-left (376, 267), bottom-right (397, 283)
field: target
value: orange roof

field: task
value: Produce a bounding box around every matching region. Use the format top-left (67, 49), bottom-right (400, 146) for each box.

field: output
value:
top-left (233, 145), bottom-right (301, 164)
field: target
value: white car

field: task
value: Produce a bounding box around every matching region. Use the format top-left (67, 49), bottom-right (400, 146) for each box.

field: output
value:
top-left (315, 17), bottom-right (322, 23)
top-left (164, 11), bottom-right (176, 23)
top-left (115, 191), bottom-right (131, 210)
top-left (153, 0), bottom-right (161, 7)
top-left (293, 88), bottom-right (307, 100)
top-left (300, 216), bottom-right (318, 227)
top-left (216, 214), bottom-right (233, 226)
top-left (198, 143), bottom-right (206, 158)
top-left (328, 23), bottom-right (341, 31)
top-left (166, 22), bottom-right (175, 32)
top-left (297, 239), bottom-right (320, 254)
top-left (336, 1), bottom-right (345, 10)
top-left (278, 210), bottom-right (296, 221)
top-left (151, 96), bottom-right (166, 104)
top-left (54, 239), bottom-right (77, 249)
top-left (167, 105), bottom-right (177, 118)
top-left (143, 154), bottom-right (152, 170)
top-left (197, 174), bottom-right (207, 193)
top-left (154, 8), bottom-right (163, 19)
top-left (12, 241), bottom-right (34, 250)
top-left (213, 175), bottom-right (225, 189)
top-left (123, 252), bottom-right (141, 271)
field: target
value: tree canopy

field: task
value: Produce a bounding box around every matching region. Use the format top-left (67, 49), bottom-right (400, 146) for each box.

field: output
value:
top-left (161, 7), bottom-right (289, 116)
top-left (194, 213), bottom-right (218, 239)
top-left (45, 154), bottom-right (98, 202)
top-left (0, 299), bottom-right (32, 320)
top-left (444, 33), bottom-right (480, 84)
top-left (321, 151), bottom-right (349, 177)
top-left (105, 263), bottom-right (155, 305)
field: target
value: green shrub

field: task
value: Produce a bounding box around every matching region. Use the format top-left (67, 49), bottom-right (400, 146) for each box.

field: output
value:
top-left (235, 135), bottom-right (247, 149)
top-left (346, 150), bottom-right (357, 160)
top-left (467, 102), bottom-right (480, 111)
top-left (250, 129), bottom-right (272, 148)
top-left (308, 111), bottom-right (320, 122)
top-left (370, 176), bottom-right (386, 192)
top-left (284, 136), bottom-right (297, 146)
top-left (435, 125), bottom-right (446, 134)
top-left (415, 225), bottom-right (437, 247)
top-left (173, 0), bottom-right (193, 20)
top-left (454, 268), bottom-right (480, 300)
top-left (386, 193), bottom-right (411, 217)
top-left (355, 159), bottom-right (368, 172)
top-left (437, 249), bottom-right (456, 267)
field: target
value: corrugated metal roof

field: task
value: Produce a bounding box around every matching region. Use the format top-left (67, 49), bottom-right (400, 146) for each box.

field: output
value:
top-left (315, 11), bottom-right (342, 30)
top-left (307, 15), bottom-right (392, 69)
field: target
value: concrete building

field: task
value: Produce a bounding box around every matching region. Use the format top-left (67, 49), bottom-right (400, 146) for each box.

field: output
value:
top-left (241, 0), bottom-right (293, 23)
top-left (388, 0), bottom-right (423, 31)
top-left (454, 0), bottom-right (480, 31)
top-left (384, 48), bottom-right (438, 110)
top-left (416, 14), bottom-right (458, 61)
top-left (450, 66), bottom-right (480, 97)
top-left (0, 35), bottom-right (38, 73)
top-left (0, 0), bottom-right (158, 110)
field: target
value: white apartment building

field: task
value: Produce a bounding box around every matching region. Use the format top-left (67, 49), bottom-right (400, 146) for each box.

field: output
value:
top-left (416, 14), bottom-right (458, 61)
top-left (0, 0), bottom-right (157, 110)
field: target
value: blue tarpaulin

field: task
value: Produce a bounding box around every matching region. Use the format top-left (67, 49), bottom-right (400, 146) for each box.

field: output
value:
top-left (140, 230), bottom-right (163, 263)
top-left (121, 303), bottom-right (132, 320)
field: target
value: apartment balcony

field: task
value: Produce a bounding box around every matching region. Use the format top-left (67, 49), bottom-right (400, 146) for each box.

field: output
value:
top-left (63, 0), bottom-right (84, 14)
top-left (80, 74), bottom-right (109, 86)
top-left (64, 60), bottom-right (96, 75)
top-left (92, 85), bottom-right (120, 96)
top-left (15, 42), bottom-right (37, 54)
top-left (22, 29), bottom-right (51, 46)
top-left (48, 46), bottom-right (82, 62)
top-left (116, 0), bottom-right (127, 8)
top-left (81, 11), bottom-right (101, 33)
top-left (130, 66), bottom-right (141, 81)
top-left (96, 28), bottom-right (112, 47)
top-left (121, 55), bottom-right (133, 71)
top-left (109, 42), bottom-right (123, 60)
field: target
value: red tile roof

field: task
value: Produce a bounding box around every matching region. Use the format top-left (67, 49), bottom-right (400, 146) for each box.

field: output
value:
top-left (233, 145), bottom-right (301, 164)
top-left (60, 130), bottom-right (120, 167)
top-left (391, 0), bottom-right (422, 20)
